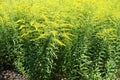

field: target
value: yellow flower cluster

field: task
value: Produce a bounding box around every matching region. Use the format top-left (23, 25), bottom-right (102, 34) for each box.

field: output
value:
top-left (96, 28), bottom-right (117, 41)
top-left (0, 0), bottom-right (119, 46)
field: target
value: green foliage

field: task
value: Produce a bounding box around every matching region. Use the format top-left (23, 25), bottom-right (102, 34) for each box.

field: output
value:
top-left (0, 0), bottom-right (120, 80)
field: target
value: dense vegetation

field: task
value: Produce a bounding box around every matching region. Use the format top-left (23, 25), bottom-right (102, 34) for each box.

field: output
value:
top-left (0, 0), bottom-right (120, 80)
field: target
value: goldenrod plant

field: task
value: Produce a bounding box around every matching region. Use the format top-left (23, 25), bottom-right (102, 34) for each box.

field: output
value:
top-left (0, 0), bottom-right (120, 80)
